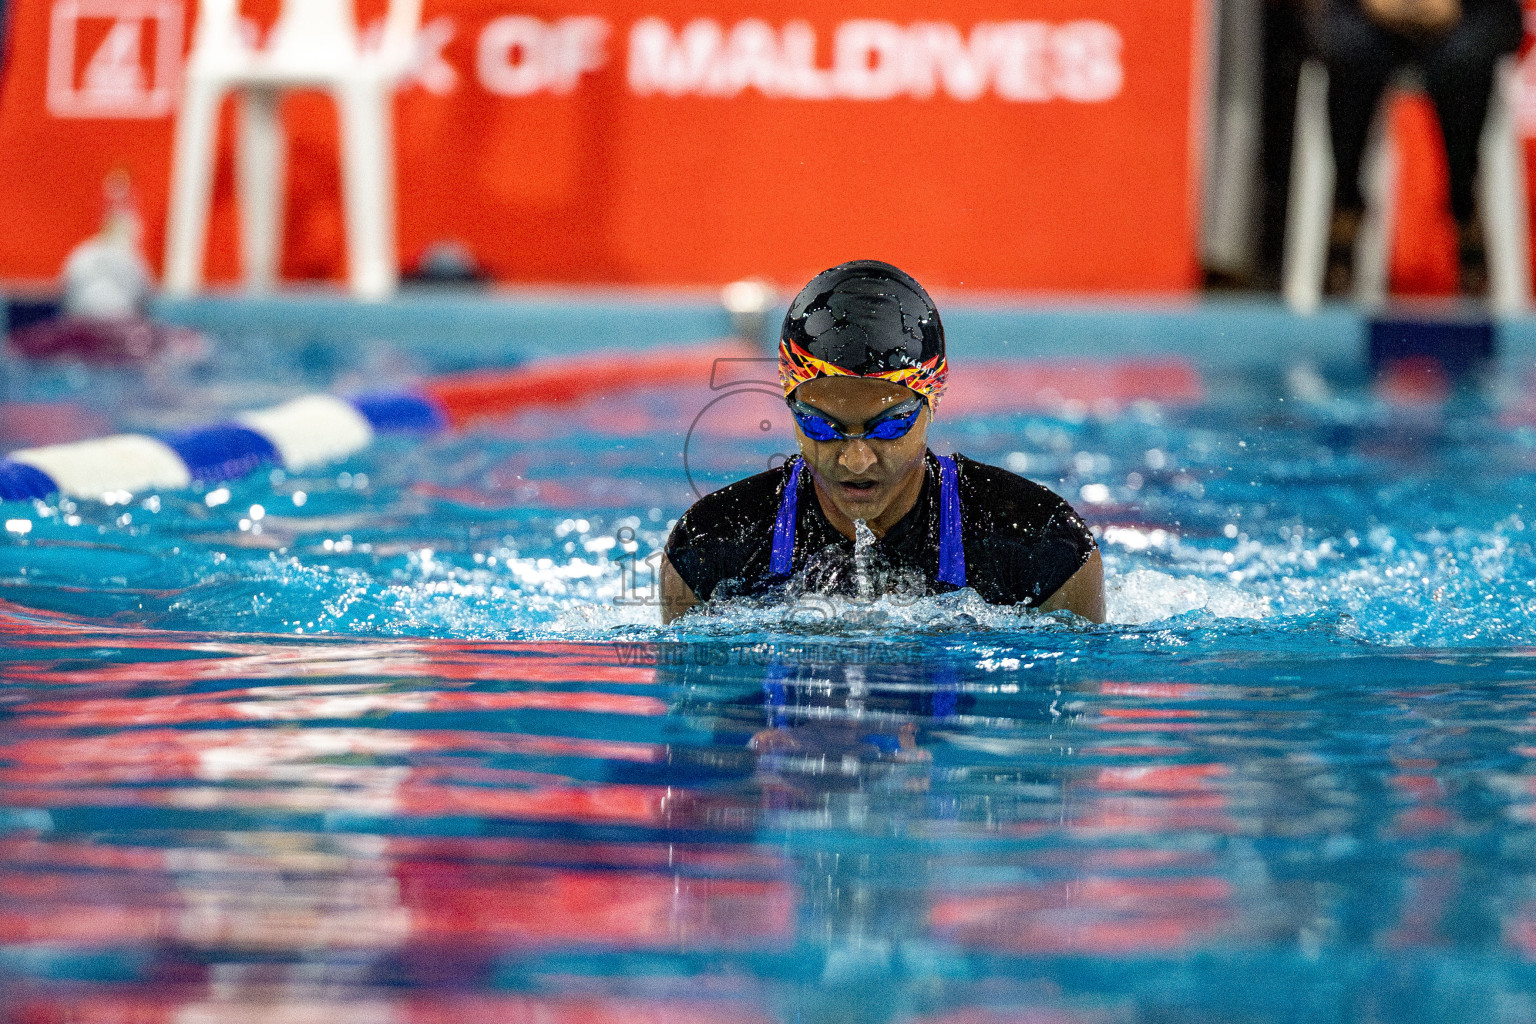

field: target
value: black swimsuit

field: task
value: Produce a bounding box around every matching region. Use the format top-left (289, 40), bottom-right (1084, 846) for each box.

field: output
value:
top-left (665, 451), bottom-right (1095, 607)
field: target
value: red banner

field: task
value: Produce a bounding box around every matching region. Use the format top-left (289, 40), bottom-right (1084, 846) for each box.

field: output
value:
top-left (0, 0), bottom-right (1207, 291)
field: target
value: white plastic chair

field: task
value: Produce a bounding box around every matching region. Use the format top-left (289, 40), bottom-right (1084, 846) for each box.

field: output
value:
top-left (1283, 56), bottom-right (1532, 315)
top-left (163, 0), bottom-right (420, 300)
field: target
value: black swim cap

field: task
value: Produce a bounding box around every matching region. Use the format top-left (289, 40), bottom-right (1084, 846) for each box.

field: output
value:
top-left (778, 260), bottom-right (948, 404)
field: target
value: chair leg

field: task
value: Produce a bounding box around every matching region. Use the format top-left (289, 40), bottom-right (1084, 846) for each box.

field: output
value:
top-left (336, 81), bottom-right (398, 301)
top-left (238, 88), bottom-right (286, 294)
top-left (163, 76), bottom-right (226, 296)
top-left (1353, 97), bottom-right (1394, 309)
top-left (1283, 60), bottom-right (1334, 314)
top-left (1479, 56), bottom-right (1531, 316)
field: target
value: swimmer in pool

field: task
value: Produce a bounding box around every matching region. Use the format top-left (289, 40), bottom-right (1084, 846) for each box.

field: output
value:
top-left (660, 260), bottom-right (1104, 623)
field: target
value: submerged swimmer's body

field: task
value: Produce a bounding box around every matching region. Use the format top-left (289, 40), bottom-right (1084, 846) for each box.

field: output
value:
top-left (661, 260), bottom-right (1104, 623)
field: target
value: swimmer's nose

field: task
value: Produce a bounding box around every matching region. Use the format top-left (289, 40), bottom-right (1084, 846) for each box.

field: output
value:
top-left (839, 440), bottom-right (877, 475)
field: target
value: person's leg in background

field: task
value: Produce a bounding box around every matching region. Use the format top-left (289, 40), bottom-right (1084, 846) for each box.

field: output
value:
top-left (1421, 0), bottom-right (1525, 294)
top-left (0, 0), bottom-right (11, 90)
top-left (1257, 0), bottom-right (1311, 291)
top-left (1311, 0), bottom-right (1399, 293)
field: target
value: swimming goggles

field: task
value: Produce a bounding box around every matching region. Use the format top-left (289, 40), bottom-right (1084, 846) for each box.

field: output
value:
top-left (787, 394), bottom-right (926, 442)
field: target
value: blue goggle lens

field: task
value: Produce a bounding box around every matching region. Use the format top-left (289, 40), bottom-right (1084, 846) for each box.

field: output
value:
top-left (865, 402), bottom-right (924, 440)
top-left (794, 412), bottom-right (843, 442)
top-left (788, 397), bottom-right (925, 442)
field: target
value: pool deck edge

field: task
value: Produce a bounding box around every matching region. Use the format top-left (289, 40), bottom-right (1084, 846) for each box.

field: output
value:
top-left (7, 288), bottom-right (1535, 374)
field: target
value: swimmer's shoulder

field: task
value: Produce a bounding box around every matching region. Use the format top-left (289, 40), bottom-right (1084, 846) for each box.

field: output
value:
top-left (664, 464), bottom-right (790, 597)
top-left (671, 465), bottom-right (789, 540)
top-left (951, 453), bottom-right (1090, 539)
top-left (950, 453), bottom-right (1095, 606)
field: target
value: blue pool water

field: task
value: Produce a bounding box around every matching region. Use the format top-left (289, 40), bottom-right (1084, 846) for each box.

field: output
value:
top-left (2, 337), bottom-right (1536, 1022)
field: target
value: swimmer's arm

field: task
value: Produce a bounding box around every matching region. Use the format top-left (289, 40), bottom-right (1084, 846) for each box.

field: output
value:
top-left (1038, 548), bottom-right (1105, 623)
top-left (659, 555), bottom-right (700, 624)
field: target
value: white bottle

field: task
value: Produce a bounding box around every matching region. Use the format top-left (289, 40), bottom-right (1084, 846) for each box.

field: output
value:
top-left (61, 170), bottom-right (152, 320)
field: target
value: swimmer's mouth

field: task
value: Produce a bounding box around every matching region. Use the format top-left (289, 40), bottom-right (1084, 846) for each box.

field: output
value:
top-left (838, 479), bottom-right (880, 497)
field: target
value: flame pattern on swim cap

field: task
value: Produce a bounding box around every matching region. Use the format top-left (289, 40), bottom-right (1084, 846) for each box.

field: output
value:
top-left (779, 337), bottom-right (948, 406)
top-left (778, 260), bottom-right (948, 408)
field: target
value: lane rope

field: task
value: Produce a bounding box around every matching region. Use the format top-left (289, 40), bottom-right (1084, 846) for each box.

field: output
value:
top-left (0, 341), bottom-right (753, 501)
top-left (0, 342), bottom-right (1204, 502)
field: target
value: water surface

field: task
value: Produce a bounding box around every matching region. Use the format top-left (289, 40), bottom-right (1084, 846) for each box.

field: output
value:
top-left (2, 359), bottom-right (1536, 1022)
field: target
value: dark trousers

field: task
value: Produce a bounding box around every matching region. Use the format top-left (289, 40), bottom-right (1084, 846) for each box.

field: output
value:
top-left (1312, 0), bottom-right (1524, 222)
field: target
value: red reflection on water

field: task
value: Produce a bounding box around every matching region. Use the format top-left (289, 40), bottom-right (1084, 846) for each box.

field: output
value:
top-left (1504, 908), bottom-right (1536, 959)
top-left (1376, 758), bottom-right (1464, 949)
top-left (411, 477), bottom-right (657, 509)
top-left (0, 604), bottom-right (741, 833)
top-left (1087, 680), bottom-right (1215, 734)
top-left (0, 727), bottom-right (660, 789)
top-left (1071, 764), bottom-right (1235, 835)
top-left (16, 685), bottom-right (665, 729)
top-left (1382, 849), bottom-right (1461, 949)
top-left (1076, 746), bottom-right (1189, 757)
top-left (0, 600), bottom-right (658, 686)
top-left (1094, 764), bottom-right (1227, 793)
top-left (0, 777), bottom-right (680, 824)
top-left (0, 705), bottom-right (681, 824)
top-left (1097, 708), bottom-right (1199, 721)
top-left (1386, 771), bottom-right (1454, 835)
top-left (0, 835), bottom-right (783, 878)
top-left (1377, 356), bottom-right (1452, 408)
top-left (930, 875), bottom-right (1233, 954)
top-left (4, 645), bottom-right (657, 688)
top-left (911, 1010), bottom-right (1112, 1024)
top-left (394, 861), bottom-right (790, 949)
top-left (930, 747), bottom-right (1236, 955)
top-left (1097, 682), bottom-right (1203, 699)
top-left (9, 993), bottom-right (778, 1024)
top-left (382, 836), bottom-right (784, 875)
top-left (0, 831), bottom-right (792, 952)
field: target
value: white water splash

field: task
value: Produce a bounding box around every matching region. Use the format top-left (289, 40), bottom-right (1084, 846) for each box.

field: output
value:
top-left (1106, 568), bottom-right (1269, 624)
top-left (853, 518), bottom-right (876, 600)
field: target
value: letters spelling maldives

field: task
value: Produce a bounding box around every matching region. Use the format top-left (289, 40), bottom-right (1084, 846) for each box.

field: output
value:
top-left (476, 17), bottom-right (1124, 102)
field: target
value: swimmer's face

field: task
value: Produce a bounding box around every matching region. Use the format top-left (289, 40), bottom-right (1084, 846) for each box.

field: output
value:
top-left (790, 377), bottom-right (931, 527)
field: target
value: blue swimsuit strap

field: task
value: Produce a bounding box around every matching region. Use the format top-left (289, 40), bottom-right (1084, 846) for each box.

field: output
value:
top-left (769, 458), bottom-right (805, 575)
top-left (935, 454), bottom-right (967, 587)
top-left (769, 454), bottom-right (966, 587)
